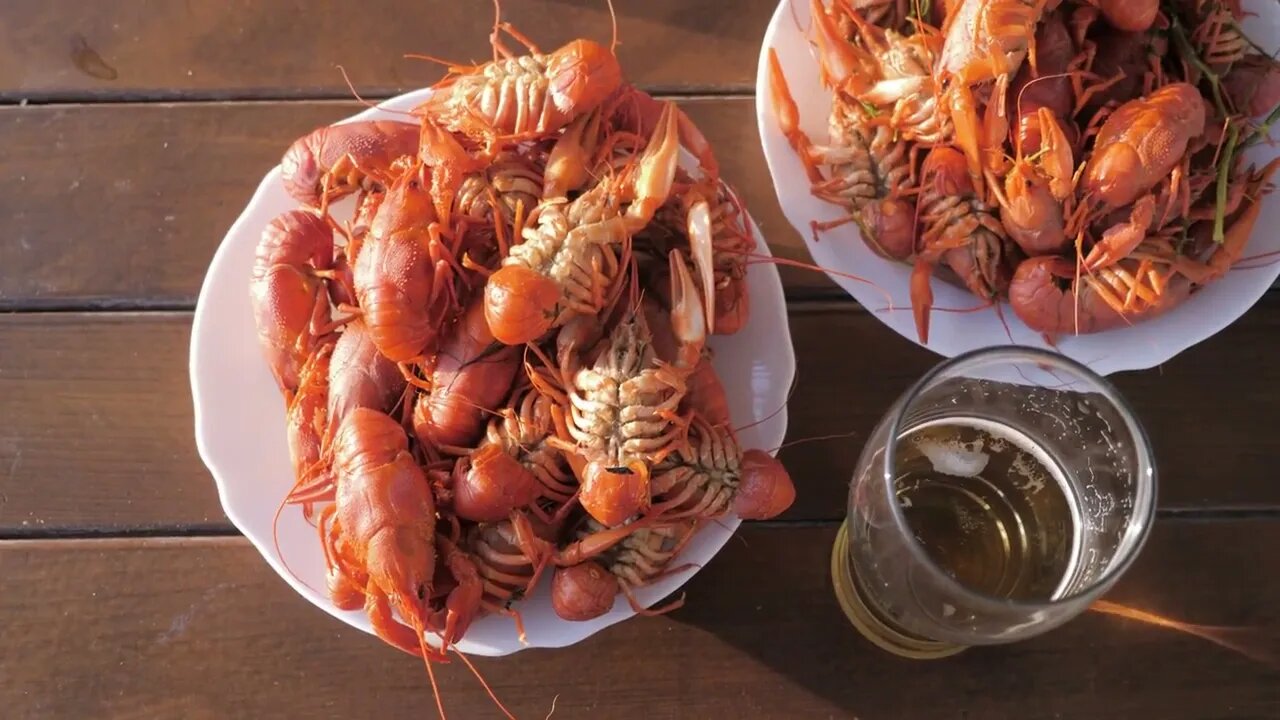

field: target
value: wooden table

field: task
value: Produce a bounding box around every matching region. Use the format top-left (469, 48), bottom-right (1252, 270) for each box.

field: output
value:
top-left (2, 2), bottom-right (1278, 718)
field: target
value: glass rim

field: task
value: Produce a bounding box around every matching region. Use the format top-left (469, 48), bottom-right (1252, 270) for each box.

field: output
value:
top-left (881, 345), bottom-right (1158, 612)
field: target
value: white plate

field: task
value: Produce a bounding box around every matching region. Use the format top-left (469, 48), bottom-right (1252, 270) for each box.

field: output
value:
top-left (190, 88), bottom-right (795, 657)
top-left (756, 0), bottom-right (1280, 375)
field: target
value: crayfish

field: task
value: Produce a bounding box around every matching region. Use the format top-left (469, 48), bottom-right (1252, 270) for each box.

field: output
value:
top-left (768, 0), bottom-right (1280, 342)
top-left (255, 6), bottom-right (793, 718)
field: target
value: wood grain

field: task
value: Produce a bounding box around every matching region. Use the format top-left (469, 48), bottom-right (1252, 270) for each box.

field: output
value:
top-left (3, 4), bottom-right (1275, 718)
top-left (4, 303), bottom-right (1280, 534)
top-left (3, 521), bottom-right (1277, 719)
top-left (0, 98), bottom-right (830, 310)
top-left (0, 313), bottom-right (224, 533)
top-left (0, 0), bottom-right (772, 101)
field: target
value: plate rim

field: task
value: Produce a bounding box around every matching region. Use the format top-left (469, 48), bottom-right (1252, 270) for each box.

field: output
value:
top-left (190, 87), bottom-right (797, 656)
top-left (753, 0), bottom-right (1280, 376)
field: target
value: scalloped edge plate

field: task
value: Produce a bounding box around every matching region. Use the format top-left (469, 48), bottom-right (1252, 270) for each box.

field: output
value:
top-left (756, 0), bottom-right (1280, 375)
top-left (191, 88), bottom-right (795, 656)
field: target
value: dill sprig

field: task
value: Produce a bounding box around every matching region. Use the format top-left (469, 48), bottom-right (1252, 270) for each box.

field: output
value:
top-left (1242, 102), bottom-right (1280, 149)
top-left (909, 0), bottom-right (932, 23)
top-left (1214, 123), bottom-right (1240, 244)
top-left (1169, 15), bottom-right (1228, 119)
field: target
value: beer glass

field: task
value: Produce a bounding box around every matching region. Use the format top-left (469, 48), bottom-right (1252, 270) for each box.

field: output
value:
top-left (832, 347), bottom-right (1157, 658)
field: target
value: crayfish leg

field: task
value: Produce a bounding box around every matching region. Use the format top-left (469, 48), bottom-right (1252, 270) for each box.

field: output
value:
top-left (364, 584), bottom-right (448, 661)
top-left (945, 82), bottom-right (987, 190)
top-left (910, 258), bottom-right (936, 344)
top-left (622, 583), bottom-right (686, 617)
top-left (767, 49), bottom-right (826, 185)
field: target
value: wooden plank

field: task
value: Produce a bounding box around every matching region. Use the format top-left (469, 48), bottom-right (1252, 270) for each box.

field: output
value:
top-left (0, 98), bottom-right (830, 310)
top-left (2, 521), bottom-right (1276, 719)
top-left (0, 313), bottom-right (223, 533)
top-left (5, 304), bottom-right (1280, 533)
top-left (0, 0), bottom-right (770, 101)
top-left (784, 296), bottom-right (1280, 517)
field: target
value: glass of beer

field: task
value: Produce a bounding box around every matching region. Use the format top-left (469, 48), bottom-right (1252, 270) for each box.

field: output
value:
top-left (832, 346), bottom-right (1156, 658)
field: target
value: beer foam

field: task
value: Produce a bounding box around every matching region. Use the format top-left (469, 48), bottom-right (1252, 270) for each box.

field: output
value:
top-left (918, 438), bottom-right (990, 478)
top-left (1011, 454), bottom-right (1047, 494)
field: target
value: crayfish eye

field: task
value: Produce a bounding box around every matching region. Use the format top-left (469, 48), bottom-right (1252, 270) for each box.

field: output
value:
top-left (416, 584), bottom-right (427, 601)
top-left (606, 465), bottom-right (633, 475)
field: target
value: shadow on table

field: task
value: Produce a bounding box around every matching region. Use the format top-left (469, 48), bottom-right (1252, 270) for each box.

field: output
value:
top-left (662, 524), bottom-right (1280, 720)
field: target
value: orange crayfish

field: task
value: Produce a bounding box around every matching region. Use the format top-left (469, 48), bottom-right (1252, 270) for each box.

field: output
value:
top-left (416, 26), bottom-right (622, 146)
top-left (912, 146), bottom-right (1018, 344)
top-left (280, 120), bottom-right (419, 208)
top-left (250, 209), bottom-right (340, 395)
top-left (1077, 82), bottom-right (1207, 271)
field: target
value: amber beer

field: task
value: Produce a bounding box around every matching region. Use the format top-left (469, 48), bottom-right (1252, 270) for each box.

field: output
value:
top-left (834, 417), bottom-right (1085, 657)
top-left (888, 418), bottom-right (1082, 602)
top-left (835, 348), bottom-right (1156, 658)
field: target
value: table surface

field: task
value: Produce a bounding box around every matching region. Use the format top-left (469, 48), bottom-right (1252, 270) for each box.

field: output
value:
top-left (3, 2), bottom-right (1279, 718)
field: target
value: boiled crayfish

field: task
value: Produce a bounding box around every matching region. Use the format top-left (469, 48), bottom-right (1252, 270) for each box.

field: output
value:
top-left (255, 8), bottom-right (793, 718)
top-left (769, 0), bottom-right (1280, 341)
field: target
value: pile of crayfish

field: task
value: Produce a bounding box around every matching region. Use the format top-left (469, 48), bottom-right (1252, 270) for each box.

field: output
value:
top-left (771, 0), bottom-right (1280, 340)
top-left (250, 17), bottom-right (796, 714)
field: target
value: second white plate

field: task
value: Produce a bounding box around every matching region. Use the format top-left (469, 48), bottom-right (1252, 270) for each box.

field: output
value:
top-left (756, 0), bottom-right (1280, 375)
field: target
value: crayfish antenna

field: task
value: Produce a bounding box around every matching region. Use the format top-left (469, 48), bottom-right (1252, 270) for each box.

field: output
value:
top-left (271, 458), bottom-right (328, 597)
top-left (491, 0), bottom-right (503, 62)
top-left (602, 234), bottom-right (635, 320)
top-left (623, 584), bottom-right (686, 616)
top-left (1236, 247), bottom-right (1280, 269)
top-left (335, 65), bottom-right (415, 118)
top-left (732, 369), bottom-right (798, 435)
top-left (992, 300), bottom-right (1014, 344)
top-left (607, 0), bottom-right (619, 54)
top-left (453, 647), bottom-right (518, 720)
top-left (403, 52), bottom-right (480, 74)
top-left (270, 492), bottom-right (299, 588)
top-left (416, 623), bottom-right (449, 720)
top-left (739, 251), bottom-right (896, 310)
top-left (769, 429), bottom-right (863, 453)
